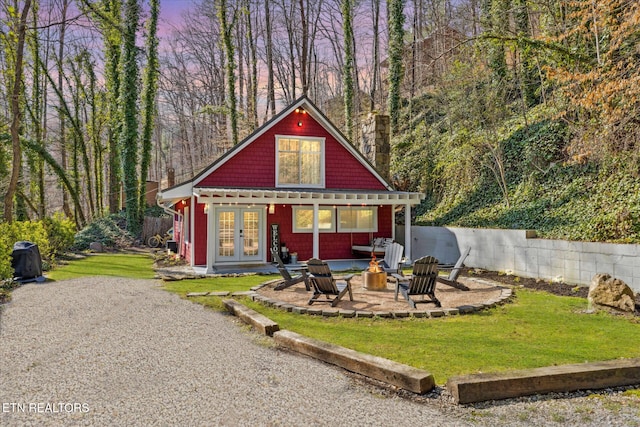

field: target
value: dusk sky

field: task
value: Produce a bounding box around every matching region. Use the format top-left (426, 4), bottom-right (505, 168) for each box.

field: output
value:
top-left (158, 0), bottom-right (194, 34)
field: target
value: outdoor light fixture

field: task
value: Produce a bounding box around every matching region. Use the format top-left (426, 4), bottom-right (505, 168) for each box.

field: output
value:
top-left (268, 203), bottom-right (275, 214)
top-left (296, 107), bottom-right (306, 126)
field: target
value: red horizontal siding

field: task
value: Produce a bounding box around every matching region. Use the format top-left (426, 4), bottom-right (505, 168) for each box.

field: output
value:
top-left (268, 205), bottom-right (394, 261)
top-left (196, 112), bottom-right (387, 190)
top-left (193, 204), bottom-right (207, 265)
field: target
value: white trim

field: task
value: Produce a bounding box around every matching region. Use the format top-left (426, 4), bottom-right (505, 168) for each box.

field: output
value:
top-left (303, 103), bottom-right (394, 191)
top-left (312, 203), bottom-right (320, 258)
top-left (405, 203), bottom-right (412, 261)
top-left (192, 99), bottom-right (308, 187)
top-left (392, 205), bottom-right (396, 241)
top-left (292, 206), bottom-right (335, 233)
top-left (275, 135), bottom-right (325, 188)
top-left (159, 97), bottom-right (396, 204)
top-left (337, 206), bottom-right (378, 233)
top-left (186, 97), bottom-right (393, 191)
top-left (189, 195), bottom-right (195, 264)
top-left (211, 206), bottom-right (265, 264)
top-left (206, 201), bottom-right (215, 273)
top-left (192, 188), bottom-right (424, 206)
top-left (157, 181), bottom-right (192, 202)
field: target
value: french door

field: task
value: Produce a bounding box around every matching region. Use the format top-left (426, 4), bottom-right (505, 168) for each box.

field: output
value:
top-left (215, 208), bottom-right (263, 262)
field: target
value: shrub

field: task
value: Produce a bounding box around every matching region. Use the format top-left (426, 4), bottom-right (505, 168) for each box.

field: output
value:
top-left (42, 213), bottom-right (76, 256)
top-left (0, 228), bottom-right (13, 280)
top-left (73, 213), bottom-right (133, 250)
top-left (0, 219), bottom-right (63, 280)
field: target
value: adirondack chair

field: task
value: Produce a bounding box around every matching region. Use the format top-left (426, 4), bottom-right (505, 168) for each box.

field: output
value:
top-left (437, 247), bottom-right (471, 291)
top-left (392, 256), bottom-right (441, 309)
top-left (379, 242), bottom-right (405, 275)
top-left (272, 248), bottom-right (310, 291)
top-left (306, 258), bottom-right (354, 307)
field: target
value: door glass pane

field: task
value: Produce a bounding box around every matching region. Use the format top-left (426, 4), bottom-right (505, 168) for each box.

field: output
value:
top-left (243, 211), bottom-right (259, 256)
top-left (218, 211), bottom-right (235, 257)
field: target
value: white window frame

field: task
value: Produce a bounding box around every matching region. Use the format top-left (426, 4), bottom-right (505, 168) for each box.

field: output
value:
top-left (183, 206), bottom-right (191, 243)
top-left (292, 206), bottom-right (335, 233)
top-left (275, 135), bottom-right (325, 188)
top-left (337, 206), bottom-right (378, 232)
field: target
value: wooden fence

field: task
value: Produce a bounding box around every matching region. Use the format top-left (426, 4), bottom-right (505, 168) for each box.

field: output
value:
top-left (142, 216), bottom-right (173, 246)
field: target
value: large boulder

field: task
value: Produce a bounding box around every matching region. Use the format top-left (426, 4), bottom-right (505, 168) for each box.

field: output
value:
top-left (89, 242), bottom-right (104, 253)
top-left (588, 273), bottom-right (635, 313)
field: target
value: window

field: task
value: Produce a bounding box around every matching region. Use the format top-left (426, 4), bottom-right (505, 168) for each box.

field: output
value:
top-left (338, 207), bottom-right (378, 232)
top-left (183, 206), bottom-right (190, 243)
top-left (292, 206), bottom-right (335, 233)
top-left (276, 136), bottom-right (324, 187)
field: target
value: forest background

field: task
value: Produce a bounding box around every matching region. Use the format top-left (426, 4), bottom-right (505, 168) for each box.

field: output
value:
top-left (1, 0), bottom-right (639, 255)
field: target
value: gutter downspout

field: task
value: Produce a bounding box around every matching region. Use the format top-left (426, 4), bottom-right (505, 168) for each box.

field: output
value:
top-left (156, 196), bottom-right (184, 254)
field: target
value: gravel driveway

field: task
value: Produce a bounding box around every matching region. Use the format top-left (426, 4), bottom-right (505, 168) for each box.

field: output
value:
top-left (1, 277), bottom-right (638, 426)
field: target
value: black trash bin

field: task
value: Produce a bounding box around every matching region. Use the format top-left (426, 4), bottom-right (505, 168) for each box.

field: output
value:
top-left (11, 241), bottom-right (43, 282)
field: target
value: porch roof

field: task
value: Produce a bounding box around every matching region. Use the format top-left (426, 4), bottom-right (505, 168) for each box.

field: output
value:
top-left (193, 187), bottom-right (424, 206)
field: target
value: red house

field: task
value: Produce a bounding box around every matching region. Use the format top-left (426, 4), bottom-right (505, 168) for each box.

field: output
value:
top-left (156, 97), bottom-right (424, 273)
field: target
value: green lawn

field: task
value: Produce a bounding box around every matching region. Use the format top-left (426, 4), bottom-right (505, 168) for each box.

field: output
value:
top-left (239, 292), bottom-right (640, 384)
top-left (50, 254), bottom-right (640, 385)
top-left (47, 253), bottom-right (156, 281)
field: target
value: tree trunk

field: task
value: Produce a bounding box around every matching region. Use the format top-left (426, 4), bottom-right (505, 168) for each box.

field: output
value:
top-left (387, 0), bottom-right (405, 134)
top-left (265, 0), bottom-right (276, 118)
top-left (370, 0), bottom-right (380, 112)
top-left (218, 0), bottom-right (238, 145)
top-left (245, 0), bottom-right (258, 129)
top-left (342, 0), bottom-right (354, 141)
top-left (59, 0), bottom-right (73, 219)
top-left (4, 0), bottom-right (32, 223)
top-left (121, 0), bottom-right (142, 235)
top-left (299, 0), bottom-right (308, 96)
top-left (139, 0), bottom-right (160, 219)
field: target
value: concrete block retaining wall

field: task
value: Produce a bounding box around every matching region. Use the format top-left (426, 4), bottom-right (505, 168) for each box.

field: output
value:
top-left (397, 226), bottom-right (640, 293)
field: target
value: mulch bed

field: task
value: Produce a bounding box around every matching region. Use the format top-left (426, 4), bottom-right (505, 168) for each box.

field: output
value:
top-left (463, 268), bottom-right (640, 315)
top-left (463, 268), bottom-right (589, 298)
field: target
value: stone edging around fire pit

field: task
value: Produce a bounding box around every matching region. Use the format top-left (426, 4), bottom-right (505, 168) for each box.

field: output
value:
top-left (250, 289), bottom-right (513, 319)
top-left (185, 278), bottom-right (514, 319)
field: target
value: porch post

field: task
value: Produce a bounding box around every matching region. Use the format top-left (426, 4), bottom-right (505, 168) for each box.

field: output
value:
top-left (205, 202), bottom-right (214, 274)
top-left (190, 195), bottom-right (196, 266)
top-left (312, 203), bottom-right (320, 258)
top-left (404, 203), bottom-right (412, 261)
top-left (391, 205), bottom-right (396, 241)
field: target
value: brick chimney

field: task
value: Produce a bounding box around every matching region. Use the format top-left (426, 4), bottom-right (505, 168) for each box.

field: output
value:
top-left (167, 167), bottom-right (175, 188)
top-left (360, 114), bottom-right (391, 183)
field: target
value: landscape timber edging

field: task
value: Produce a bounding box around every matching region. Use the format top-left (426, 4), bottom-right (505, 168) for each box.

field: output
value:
top-left (273, 329), bottom-right (435, 394)
top-left (222, 299), bottom-right (279, 336)
top-left (446, 358), bottom-right (640, 404)
top-left (222, 299), bottom-right (640, 403)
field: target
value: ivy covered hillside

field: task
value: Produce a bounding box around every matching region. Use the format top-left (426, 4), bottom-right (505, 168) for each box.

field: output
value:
top-left (390, 2), bottom-right (640, 244)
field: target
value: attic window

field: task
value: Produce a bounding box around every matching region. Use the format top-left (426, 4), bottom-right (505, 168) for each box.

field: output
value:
top-left (276, 135), bottom-right (324, 187)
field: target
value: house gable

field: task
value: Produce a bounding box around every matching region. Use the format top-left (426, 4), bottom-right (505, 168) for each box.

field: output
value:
top-left (194, 97), bottom-right (390, 191)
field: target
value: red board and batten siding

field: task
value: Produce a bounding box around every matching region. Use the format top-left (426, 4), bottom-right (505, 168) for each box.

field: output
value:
top-left (196, 113), bottom-right (386, 191)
